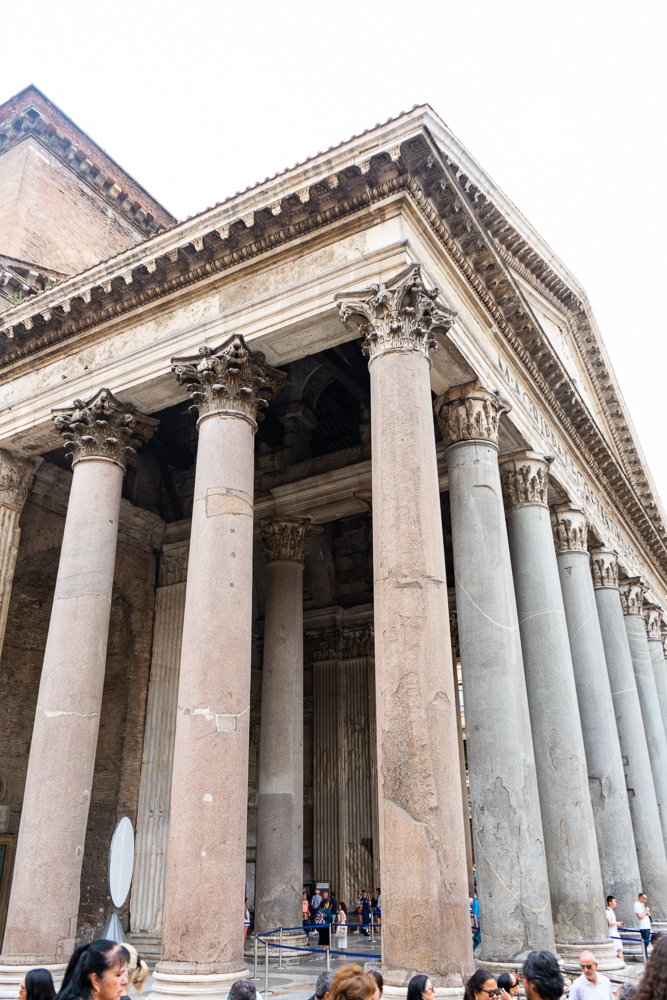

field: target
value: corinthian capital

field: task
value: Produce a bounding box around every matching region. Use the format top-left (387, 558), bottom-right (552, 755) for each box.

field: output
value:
top-left (435, 379), bottom-right (510, 450)
top-left (551, 504), bottom-right (588, 553)
top-left (261, 518), bottom-right (315, 564)
top-left (336, 263), bottom-right (455, 365)
top-left (644, 604), bottom-right (663, 641)
top-left (52, 389), bottom-right (157, 469)
top-left (590, 547), bottom-right (619, 590)
top-left (619, 577), bottom-right (646, 618)
top-left (172, 334), bottom-right (285, 428)
top-left (0, 450), bottom-right (34, 511)
top-left (499, 451), bottom-right (551, 510)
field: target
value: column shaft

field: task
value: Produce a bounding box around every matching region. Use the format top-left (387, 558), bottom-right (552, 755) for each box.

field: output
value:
top-left (438, 388), bottom-right (555, 963)
top-left (649, 639), bottom-right (667, 739)
top-left (0, 451), bottom-right (33, 661)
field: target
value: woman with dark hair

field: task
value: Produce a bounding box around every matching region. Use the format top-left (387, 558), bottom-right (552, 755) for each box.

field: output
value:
top-left (57, 940), bottom-right (129, 1000)
top-left (19, 968), bottom-right (56, 1000)
top-left (407, 974), bottom-right (437, 1000)
top-left (522, 951), bottom-right (563, 1000)
top-left (636, 935), bottom-right (667, 1000)
top-left (463, 970), bottom-right (499, 1000)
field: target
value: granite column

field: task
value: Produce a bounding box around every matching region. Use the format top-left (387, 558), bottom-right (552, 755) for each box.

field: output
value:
top-left (592, 550), bottom-right (667, 918)
top-left (338, 264), bottom-right (473, 992)
top-left (0, 390), bottom-right (155, 994)
top-left (645, 606), bottom-right (667, 741)
top-left (254, 518), bottom-right (311, 936)
top-left (551, 506), bottom-right (640, 922)
top-left (152, 337), bottom-right (284, 1000)
top-left (435, 385), bottom-right (555, 965)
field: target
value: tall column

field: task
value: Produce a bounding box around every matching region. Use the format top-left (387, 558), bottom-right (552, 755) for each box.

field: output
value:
top-left (152, 337), bottom-right (284, 1000)
top-left (645, 606), bottom-right (667, 740)
top-left (254, 518), bottom-right (311, 935)
top-left (338, 264), bottom-right (473, 992)
top-left (0, 390), bottom-right (155, 992)
top-left (435, 383), bottom-right (555, 965)
top-left (592, 550), bottom-right (667, 918)
top-left (551, 505), bottom-right (640, 922)
top-left (498, 454), bottom-right (611, 967)
top-left (620, 578), bottom-right (667, 850)
top-left (0, 451), bottom-right (34, 660)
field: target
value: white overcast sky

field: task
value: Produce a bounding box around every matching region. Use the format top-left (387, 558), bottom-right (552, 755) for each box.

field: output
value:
top-left (3, 1), bottom-right (666, 511)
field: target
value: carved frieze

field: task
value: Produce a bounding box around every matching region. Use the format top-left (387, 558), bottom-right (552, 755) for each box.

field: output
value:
top-left (590, 548), bottom-right (619, 590)
top-left (435, 379), bottom-right (510, 449)
top-left (336, 263), bottom-right (455, 365)
top-left (0, 450), bottom-right (33, 511)
top-left (551, 504), bottom-right (588, 553)
top-left (159, 541), bottom-right (190, 587)
top-left (619, 577), bottom-right (646, 618)
top-left (172, 334), bottom-right (285, 427)
top-left (52, 388), bottom-right (157, 469)
top-left (311, 626), bottom-right (374, 662)
top-left (644, 604), bottom-right (663, 642)
top-left (499, 452), bottom-right (551, 511)
top-left (261, 518), bottom-right (314, 564)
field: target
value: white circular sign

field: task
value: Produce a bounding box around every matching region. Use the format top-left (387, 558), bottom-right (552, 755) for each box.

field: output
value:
top-left (109, 817), bottom-right (135, 908)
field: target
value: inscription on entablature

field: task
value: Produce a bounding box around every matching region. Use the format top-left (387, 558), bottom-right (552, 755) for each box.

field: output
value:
top-left (496, 356), bottom-right (644, 576)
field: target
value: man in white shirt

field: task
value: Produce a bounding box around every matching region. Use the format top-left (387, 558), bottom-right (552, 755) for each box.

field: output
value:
top-left (605, 895), bottom-right (624, 960)
top-left (633, 891), bottom-right (651, 956)
top-left (568, 951), bottom-right (613, 1000)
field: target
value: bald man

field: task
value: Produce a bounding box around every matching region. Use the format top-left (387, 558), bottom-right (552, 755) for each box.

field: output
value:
top-left (568, 951), bottom-right (613, 1000)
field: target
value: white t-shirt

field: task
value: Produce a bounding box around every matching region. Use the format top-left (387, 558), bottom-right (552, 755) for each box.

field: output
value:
top-left (569, 973), bottom-right (613, 1000)
top-left (606, 906), bottom-right (621, 941)
top-left (634, 900), bottom-right (651, 929)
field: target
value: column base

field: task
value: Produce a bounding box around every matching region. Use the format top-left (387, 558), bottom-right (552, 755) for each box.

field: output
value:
top-left (0, 964), bottom-right (67, 1000)
top-left (245, 929), bottom-right (310, 961)
top-left (149, 967), bottom-right (249, 1000)
top-left (556, 941), bottom-right (624, 974)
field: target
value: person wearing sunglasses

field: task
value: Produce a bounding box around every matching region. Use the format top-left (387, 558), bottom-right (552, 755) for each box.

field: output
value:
top-left (567, 951), bottom-right (612, 1000)
top-left (463, 969), bottom-right (502, 1000)
top-left (497, 973), bottom-right (520, 998)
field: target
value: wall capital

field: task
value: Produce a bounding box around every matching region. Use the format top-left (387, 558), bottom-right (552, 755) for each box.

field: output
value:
top-left (311, 625), bottom-right (374, 662)
top-left (172, 334), bottom-right (285, 428)
top-left (0, 451), bottom-right (34, 511)
top-left (52, 388), bottom-right (157, 469)
top-left (499, 451), bottom-right (552, 510)
top-left (619, 576), bottom-right (647, 617)
top-left (644, 604), bottom-right (663, 641)
top-left (590, 547), bottom-right (619, 590)
top-left (260, 518), bottom-right (316, 564)
top-left (336, 262), bottom-right (455, 365)
top-left (435, 379), bottom-right (510, 449)
top-left (551, 503), bottom-right (588, 553)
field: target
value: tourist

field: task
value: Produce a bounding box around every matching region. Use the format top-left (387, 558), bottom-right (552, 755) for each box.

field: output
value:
top-left (635, 936), bottom-right (667, 1000)
top-left (369, 971), bottom-right (383, 997)
top-left (360, 890), bottom-right (372, 936)
top-left (522, 951), bottom-right (564, 1000)
top-left (303, 890), bottom-right (311, 928)
top-left (617, 986), bottom-right (636, 1000)
top-left (57, 940), bottom-right (129, 1000)
top-left (307, 971), bottom-right (334, 1000)
top-left (334, 901), bottom-right (349, 952)
top-left (606, 896), bottom-right (624, 961)
top-left (20, 969), bottom-right (55, 1000)
top-left (470, 893), bottom-right (481, 951)
top-left (371, 889), bottom-right (381, 929)
top-left (408, 975), bottom-right (437, 1000)
top-left (568, 951), bottom-right (613, 1000)
top-left (314, 895), bottom-right (333, 946)
top-left (634, 892), bottom-right (652, 957)
top-left (330, 965), bottom-right (378, 1000)
top-left (227, 981), bottom-right (257, 1000)
top-left (311, 887), bottom-right (323, 911)
top-left (463, 969), bottom-right (499, 1000)
top-left (244, 898), bottom-right (251, 941)
top-left (122, 944), bottom-right (149, 995)
top-left (497, 973), bottom-right (520, 998)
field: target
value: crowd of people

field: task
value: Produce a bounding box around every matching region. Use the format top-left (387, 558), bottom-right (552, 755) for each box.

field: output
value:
top-left (16, 940), bottom-right (147, 1000)
top-left (303, 888), bottom-right (381, 947)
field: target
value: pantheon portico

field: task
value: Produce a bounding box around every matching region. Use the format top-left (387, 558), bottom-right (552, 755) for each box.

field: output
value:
top-left (1, 86), bottom-right (667, 998)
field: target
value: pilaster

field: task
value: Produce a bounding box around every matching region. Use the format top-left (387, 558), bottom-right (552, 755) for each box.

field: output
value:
top-left (0, 451), bottom-right (34, 662)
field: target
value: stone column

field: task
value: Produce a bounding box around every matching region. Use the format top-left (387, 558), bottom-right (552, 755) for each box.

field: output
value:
top-left (551, 505), bottom-right (640, 922)
top-left (436, 386), bottom-right (555, 965)
top-left (620, 578), bottom-right (667, 850)
top-left (338, 264), bottom-right (473, 992)
top-left (0, 451), bottom-right (34, 660)
top-left (0, 390), bottom-right (155, 991)
top-left (592, 550), bottom-right (667, 918)
top-left (254, 518), bottom-right (311, 935)
top-left (499, 455), bottom-right (611, 967)
top-left (645, 606), bottom-right (667, 740)
top-left (152, 337), bottom-right (284, 1000)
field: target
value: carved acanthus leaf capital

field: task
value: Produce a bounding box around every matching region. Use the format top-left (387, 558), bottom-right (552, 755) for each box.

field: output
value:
top-left (435, 379), bottom-right (510, 450)
top-left (261, 518), bottom-right (317, 564)
top-left (499, 451), bottom-right (552, 510)
top-left (0, 450), bottom-right (34, 511)
top-left (590, 548), bottom-right (619, 590)
top-left (172, 334), bottom-right (285, 428)
top-left (644, 604), bottom-right (663, 641)
top-left (336, 263), bottom-right (456, 365)
top-left (619, 577), bottom-right (647, 618)
top-left (551, 504), bottom-right (588, 553)
top-left (52, 389), bottom-right (157, 469)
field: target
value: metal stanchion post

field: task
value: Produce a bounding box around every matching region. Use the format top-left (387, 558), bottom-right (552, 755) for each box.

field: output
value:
top-left (326, 945), bottom-right (331, 971)
top-left (279, 927), bottom-right (283, 969)
top-left (265, 940), bottom-right (269, 997)
top-left (370, 921), bottom-right (374, 943)
top-left (254, 935), bottom-right (258, 980)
